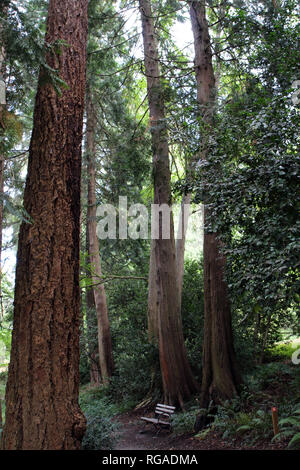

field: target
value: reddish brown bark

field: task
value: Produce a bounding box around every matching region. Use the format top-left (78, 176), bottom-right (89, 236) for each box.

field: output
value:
top-left (175, 192), bottom-right (191, 306)
top-left (0, 1), bottom-right (7, 325)
top-left (189, 1), bottom-right (241, 425)
top-left (1, 0), bottom-right (88, 449)
top-left (139, 0), bottom-right (198, 406)
top-left (85, 228), bottom-right (100, 386)
top-left (0, 4), bottom-right (6, 430)
top-left (86, 87), bottom-right (114, 383)
top-left (199, 232), bottom-right (241, 409)
top-left (147, 238), bottom-right (159, 344)
top-left (148, 192), bottom-right (191, 343)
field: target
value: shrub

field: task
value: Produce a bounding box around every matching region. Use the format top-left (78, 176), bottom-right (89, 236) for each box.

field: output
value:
top-left (274, 403), bottom-right (300, 449)
top-left (171, 407), bottom-right (198, 435)
top-left (244, 362), bottom-right (294, 395)
top-left (79, 387), bottom-right (119, 450)
top-left (213, 402), bottom-right (273, 445)
top-left (81, 414), bottom-right (117, 450)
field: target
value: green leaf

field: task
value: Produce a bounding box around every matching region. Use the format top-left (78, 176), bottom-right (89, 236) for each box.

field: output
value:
top-left (288, 432), bottom-right (300, 449)
top-left (236, 425), bottom-right (251, 433)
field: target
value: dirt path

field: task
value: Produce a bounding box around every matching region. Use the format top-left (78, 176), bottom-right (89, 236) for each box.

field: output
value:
top-left (113, 410), bottom-right (288, 451)
top-left (113, 411), bottom-right (235, 451)
top-left (114, 413), bottom-right (177, 450)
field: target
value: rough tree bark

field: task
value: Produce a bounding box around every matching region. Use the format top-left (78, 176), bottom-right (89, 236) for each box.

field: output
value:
top-left (148, 191), bottom-right (191, 342)
top-left (0, 0), bottom-right (7, 434)
top-left (139, 0), bottom-right (198, 407)
top-left (189, 1), bottom-right (241, 428)
top-left (147, 238), bottom-right (159, 344)
top-left (0, 0), bottom-right (9, 326)
top-left (85, 228), bottom-right (100, 385)
top-left (86, 86), bottom-right (114, 384)
top-left (1, 0), bottom-right (88, 449)
top-left (175, 192), bottom-right (191, 306)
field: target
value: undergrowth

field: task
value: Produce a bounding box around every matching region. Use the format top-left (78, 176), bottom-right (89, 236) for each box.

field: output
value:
top-left (79, 386), bottom-right (120, 450)
top-left (0, 371), bottom-right (7, 437)
top-left (169, 343), bottom-right (300, 449)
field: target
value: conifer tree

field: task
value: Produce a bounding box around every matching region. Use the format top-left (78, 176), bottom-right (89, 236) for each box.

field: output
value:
top-left (1, 0), bottom-right (89, 449)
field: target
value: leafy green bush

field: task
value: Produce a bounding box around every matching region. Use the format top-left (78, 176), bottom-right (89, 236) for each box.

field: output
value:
top-left (81, 414), bottom-right (117, 450)
top-left (213, 401), bottom-right (273, 445)
top-left (244, 362), bottom-right (294, 395)
top-left (171, 406), bottom-right (198, 435)
top-left (79, 387), bottom-right (119, 450)
top-left (274, 403), bottom-right (300, 449)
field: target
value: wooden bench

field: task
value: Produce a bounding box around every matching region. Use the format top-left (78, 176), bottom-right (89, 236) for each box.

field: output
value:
top-left (140, 403), bottom-right (175, 433)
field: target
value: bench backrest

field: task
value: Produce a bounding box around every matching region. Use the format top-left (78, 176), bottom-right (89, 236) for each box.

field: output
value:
top-left (155, 403), bottom-right (175, 419)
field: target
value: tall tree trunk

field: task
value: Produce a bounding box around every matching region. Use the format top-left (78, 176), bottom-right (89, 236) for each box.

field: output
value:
top-left (86, 87), bottom-right (114, 384)
top-left (1, 0), bottom-right (88, 449)
top-left (0, 0), bottom-right (7, 325)
top-left (0, 3), bottom-right (7, 433)
top-left (189, 1), bottom-right (241, 426)
top-left (148, 192), bottom-right (191, 342)
top-left (175, 192), bottom-right (191, 306)
top-left (147, 238), bottom-right (159, 344)
top-left (139, 0), bottom-right (198, 407)
top-left (85, 228), bottom-right (100, 385)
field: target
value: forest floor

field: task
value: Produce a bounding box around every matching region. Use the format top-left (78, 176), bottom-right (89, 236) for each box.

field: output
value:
top-left (113, 409), bottom-right (287, 451)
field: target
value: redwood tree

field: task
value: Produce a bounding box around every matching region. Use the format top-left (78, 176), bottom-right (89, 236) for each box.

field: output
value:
top-left (85, 228), bottom-right (101, 386)
top-left (1, 0), bottom-right (88, 449)
top-left (0, 1), bottom-right (7, 324)
top-left (0, 0), bottom-right (7, 433)
top-left (189, 0), bottom-right (241, 427)
top-left (86, 85), bottom-right (114, 383)
top-left (147, 239), bottom-right (159, 344)
top-left (139, 0), bottom-right (198, 407)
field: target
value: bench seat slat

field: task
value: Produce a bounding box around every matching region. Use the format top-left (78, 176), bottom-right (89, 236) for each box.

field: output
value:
top-left (155, 409), bottom-right (174, 416)
top-left (156, 404), bottom-right (175, 410)
top-left (141, 417), bottom-right (170, 426)
top-left (156, 407), bottom-right (174, 413)
top-left (156, 405), bottom-right (175, 411)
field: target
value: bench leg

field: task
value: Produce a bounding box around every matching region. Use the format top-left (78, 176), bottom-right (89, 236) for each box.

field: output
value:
top-left (139, 421), bottom-right (149, 434)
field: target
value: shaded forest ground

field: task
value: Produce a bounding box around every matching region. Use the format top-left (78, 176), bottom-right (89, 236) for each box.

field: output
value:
top-left (113, 409), bottom-right (287, 450)
top-left (79, 340), bottom-right (300, 451)
top-left (1, 341), bottom-right (300, 450)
